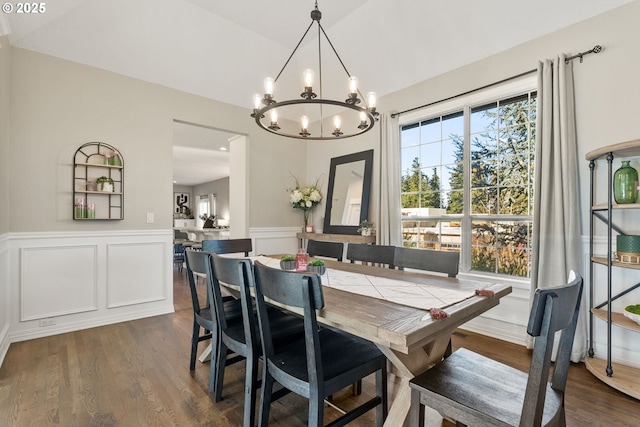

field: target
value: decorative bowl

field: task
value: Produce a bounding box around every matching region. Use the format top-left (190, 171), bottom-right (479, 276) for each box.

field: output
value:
top-left (623, 305), bottom-right (640, 325)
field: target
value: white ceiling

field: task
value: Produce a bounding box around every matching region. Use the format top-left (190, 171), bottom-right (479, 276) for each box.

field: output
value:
top-left (173, 121), bottom-right (234, 186)
top-left (2, 0), bottom-right (634, 185)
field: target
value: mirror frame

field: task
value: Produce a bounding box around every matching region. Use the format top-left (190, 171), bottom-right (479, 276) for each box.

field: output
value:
top-left (323, 149), bottom-right (374, 235)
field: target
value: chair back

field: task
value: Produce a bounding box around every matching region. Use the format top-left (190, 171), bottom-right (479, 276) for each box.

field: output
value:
top-left (209, 254), bottom-right (258, 349)
top-left (202, 238), bottom-right (252, 256)
top-left (347, 243), bottom-right (395, 268)
top-left (184, 249), bottom-right (211, 316)
top-left (521, 271), bottom-right (583, 426)
top-left (253, 261), bottom-right (324, 365)
top-left (393, 247), bottom-right (459, 277)
top-left (307, 239), bottom-right (344, 261)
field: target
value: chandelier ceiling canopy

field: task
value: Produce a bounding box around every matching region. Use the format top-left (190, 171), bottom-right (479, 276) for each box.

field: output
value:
top-left (251, 1), bottom-right (378, 140)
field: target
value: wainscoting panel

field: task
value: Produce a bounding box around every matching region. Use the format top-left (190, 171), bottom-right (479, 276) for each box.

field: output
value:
top-left (107, 241), bottom-right (166, 308)
top-left (249, 226), bottom-right (300, 256)
top-left (5, 230), bottom-right (174, 349)
top-left (20, 244), bottom-right (98, 321)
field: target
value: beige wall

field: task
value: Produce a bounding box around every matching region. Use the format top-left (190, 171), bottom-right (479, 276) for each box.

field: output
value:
top-left (0, 37), bottom-right (9, 234)
top-left (8, 47), bottom-right (307, 233)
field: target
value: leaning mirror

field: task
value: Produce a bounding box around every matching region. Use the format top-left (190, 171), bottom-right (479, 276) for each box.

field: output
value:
top-left (323, 149), bottom-right (373, 235)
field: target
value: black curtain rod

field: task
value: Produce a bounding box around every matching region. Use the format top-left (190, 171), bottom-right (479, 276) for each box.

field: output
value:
top-left (391, 44), bottom-right (602, 119)
top-left (565, 45), bottom-right (602, 64)
top-left (390, 69), bottom-right (536, 118)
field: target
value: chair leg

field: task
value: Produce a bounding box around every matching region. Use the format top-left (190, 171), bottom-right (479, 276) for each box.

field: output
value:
top-left (352, 379), bottom-right (362, 395)
top-left (308, 388), bottom-right (323, 427)
top-left (243, 351), bottom-right (259, 427)
top-left (190, 322), bottom-right (199, 371)
top-left (208, 329), bottom-right (219, 393)
top-left (214, 339), bottom-right (228, 401)
top-left (444, 338), bottom-right (452, 359)
top-left (409, 388), bottom-right (424, 427)
top-left (377, 360), bottom-right (388, 426)
top-left (258, 370), bottom-right (275, 427)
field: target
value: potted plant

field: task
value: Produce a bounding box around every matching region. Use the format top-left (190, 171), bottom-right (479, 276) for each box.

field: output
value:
top-left (358, 219), bottom-right (374, 236)
top-left (280, 254), bottom-right (297, 271)
top-left (96, 176), bottom-right (114, 192)
top-left (306, 258), bottom-right (326, 275)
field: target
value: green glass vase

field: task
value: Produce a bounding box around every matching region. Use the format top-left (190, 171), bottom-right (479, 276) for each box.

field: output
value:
top-left (613, 160), bottom-right (638, 204)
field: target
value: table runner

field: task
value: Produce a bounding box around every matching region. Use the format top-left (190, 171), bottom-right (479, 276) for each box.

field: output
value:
top-left (252, 256), bottom-right (476, 312)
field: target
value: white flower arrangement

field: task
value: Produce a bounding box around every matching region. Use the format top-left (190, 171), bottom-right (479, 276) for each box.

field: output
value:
top-left (288, 174), bottom-right (322, 228)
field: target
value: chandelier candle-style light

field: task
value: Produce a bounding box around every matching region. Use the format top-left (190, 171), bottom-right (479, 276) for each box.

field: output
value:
top-left (251, 1), bottom-right (379, 140)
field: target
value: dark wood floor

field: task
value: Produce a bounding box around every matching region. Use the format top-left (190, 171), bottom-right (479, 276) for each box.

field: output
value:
top-left (1, 267), bottom-right (638, 426)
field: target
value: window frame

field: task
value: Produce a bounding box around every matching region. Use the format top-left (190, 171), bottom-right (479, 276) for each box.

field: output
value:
top-left (398, 75), bottom-right (537, 279)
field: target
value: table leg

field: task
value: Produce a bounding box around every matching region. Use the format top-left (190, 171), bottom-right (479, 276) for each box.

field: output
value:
top-left (198, 343), bottom-right (212, 363)
top-left (376, 333), bottom-right (451, 427)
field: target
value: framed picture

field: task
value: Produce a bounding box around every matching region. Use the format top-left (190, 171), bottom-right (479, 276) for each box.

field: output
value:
top-left (174, 192), bottom-right (190, 214)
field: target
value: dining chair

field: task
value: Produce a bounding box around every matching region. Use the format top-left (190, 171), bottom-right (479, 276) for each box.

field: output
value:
top-left (393, 246), bottom-right (459, 277)
top-left (394, 246), bottom-right (460, 357)
top-left (409, 271), bottom-right (583, 427)
top-left (184, 249), bottom-right (243, 393)
top-left (201, 238), bottom-right (252, 256)
top-left (173, 243), bottom-right (186, 272)
top-left (208, 253), bottom-right (305, 427)
top-left (346, 243), bottom-right (395, 268)
top-left (253, 260), bottom-right (388, 427)
top-left (306, 239), bottom-right (344, 261)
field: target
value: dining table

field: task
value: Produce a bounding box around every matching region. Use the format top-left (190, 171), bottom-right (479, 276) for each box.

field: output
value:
top-left (223, 255), bottom-right (513, 427)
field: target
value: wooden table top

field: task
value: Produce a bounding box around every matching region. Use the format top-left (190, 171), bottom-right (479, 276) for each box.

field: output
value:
top-left (257, 257), bottom-right (512, 355)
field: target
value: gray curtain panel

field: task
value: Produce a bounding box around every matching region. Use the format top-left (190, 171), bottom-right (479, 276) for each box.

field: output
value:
top-left (378, 113), bottom-right (402, 247)
top-left (530, 54), bottom-right (586, 362)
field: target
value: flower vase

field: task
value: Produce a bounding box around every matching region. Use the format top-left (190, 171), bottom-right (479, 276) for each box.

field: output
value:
top-left (614, 160), bottom-right (638, 204)
top-left (303, 210), bottom-right (310, 232)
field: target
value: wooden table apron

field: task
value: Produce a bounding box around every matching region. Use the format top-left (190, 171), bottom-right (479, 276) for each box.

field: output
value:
top-left (244, 257), bottom-right (512, 427)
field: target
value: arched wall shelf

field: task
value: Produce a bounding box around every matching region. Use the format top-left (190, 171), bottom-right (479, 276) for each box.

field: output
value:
top-left (72, 142), bottom-right (124, 220)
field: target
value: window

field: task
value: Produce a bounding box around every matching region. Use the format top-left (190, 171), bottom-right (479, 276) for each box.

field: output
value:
top-left (400, 86), bottom-right (536, 278)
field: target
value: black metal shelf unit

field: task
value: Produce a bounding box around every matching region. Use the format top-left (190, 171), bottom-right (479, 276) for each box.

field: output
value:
top-left (586, 139), bottom-right (640, 399)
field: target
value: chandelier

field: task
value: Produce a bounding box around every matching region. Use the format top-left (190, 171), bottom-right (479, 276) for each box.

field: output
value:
top-left (251, 2), bottom-right (378, 140)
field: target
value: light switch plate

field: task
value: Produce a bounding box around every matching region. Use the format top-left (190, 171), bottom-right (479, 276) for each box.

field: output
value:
top-left (146, 212), bottom-right (154, 223)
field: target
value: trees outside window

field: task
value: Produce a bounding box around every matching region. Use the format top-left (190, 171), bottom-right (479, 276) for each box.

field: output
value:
top-left (400, 91), bottom-right (536, 278)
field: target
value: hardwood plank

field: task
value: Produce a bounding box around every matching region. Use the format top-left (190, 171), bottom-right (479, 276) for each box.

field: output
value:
top-left (0, 267), bottom-right (638, 427)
